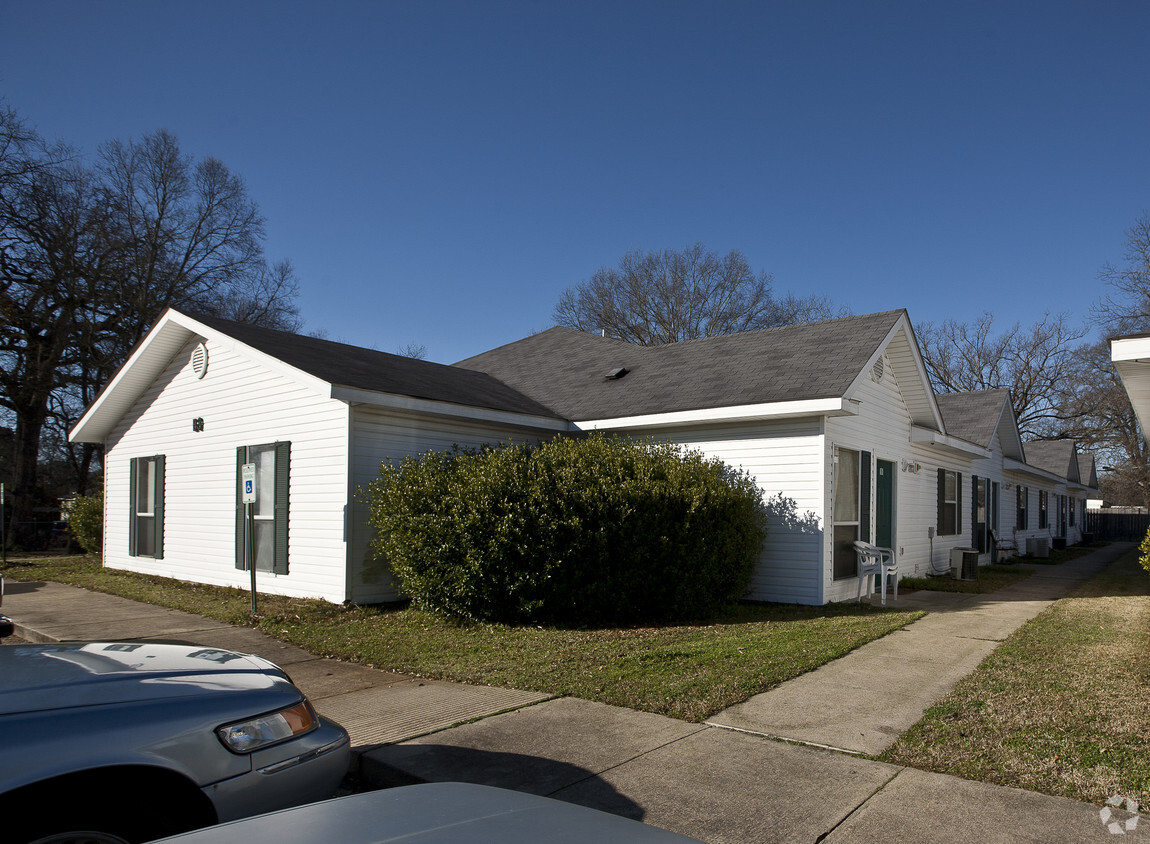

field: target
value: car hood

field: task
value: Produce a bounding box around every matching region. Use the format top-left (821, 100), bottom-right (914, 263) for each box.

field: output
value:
top-left (0, 642), bottom-right (294, 714)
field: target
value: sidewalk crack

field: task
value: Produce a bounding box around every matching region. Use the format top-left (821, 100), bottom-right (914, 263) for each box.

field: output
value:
top-left (814, 766), bottom-right (905, 842)
top-left (543, 725), bottom-right (711, 797)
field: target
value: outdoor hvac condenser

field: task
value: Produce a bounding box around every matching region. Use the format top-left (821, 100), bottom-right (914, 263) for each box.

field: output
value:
top-left (950, 548), bottom-right (979, 580)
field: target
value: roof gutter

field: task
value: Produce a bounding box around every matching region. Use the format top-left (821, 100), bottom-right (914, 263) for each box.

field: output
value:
top-left (909, 426), bottom-right (989, 458)
top-left (1002, 457), bottom-right (1066, 484)
top-left (331, 386), bottom-right (571, 432)
top-left (573, 397), bottom-right (859, 432)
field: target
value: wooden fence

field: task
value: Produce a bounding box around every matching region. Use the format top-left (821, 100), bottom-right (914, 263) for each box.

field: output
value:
top-left (1085, 510), bottom-right (1150, 542)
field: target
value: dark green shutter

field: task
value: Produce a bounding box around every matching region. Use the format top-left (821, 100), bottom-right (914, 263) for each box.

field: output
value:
top-left (937, 468), bottom-right (945, 533)
top-left (971, 474), bottom-right (979, 546)
top-left (153, 455), bottom-right (165, 560)
top-left (235, 447), bottom-right (247, 570)
top-left (273, 441), bottom-right (290, 574)
top-left (129, 457), bottom-right (139, 557)
top-left (860, 451), bottom-right (872, 542)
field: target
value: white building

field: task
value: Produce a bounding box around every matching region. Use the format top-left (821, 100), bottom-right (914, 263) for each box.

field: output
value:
top-left (72, 308), bottom-right (1099, 605)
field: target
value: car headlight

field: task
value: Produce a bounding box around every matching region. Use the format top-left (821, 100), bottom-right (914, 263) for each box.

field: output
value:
top-left (216, 700), bottom-right (319, 753)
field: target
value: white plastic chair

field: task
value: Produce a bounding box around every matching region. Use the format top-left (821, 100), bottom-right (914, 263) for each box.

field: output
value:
top-left (853, 541), bottom-right (898, 605)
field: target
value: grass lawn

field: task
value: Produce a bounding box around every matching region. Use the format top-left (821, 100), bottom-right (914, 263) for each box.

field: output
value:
top-left (880, 547), bottom-right (1150, 807)
top-left (0, 554), bottom-right (922, 723)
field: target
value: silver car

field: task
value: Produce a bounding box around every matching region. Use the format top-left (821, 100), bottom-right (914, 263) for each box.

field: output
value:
top-left (0, 640), bottom-right (350, 844)
top-left (155, 782), bottom-right (705, 843)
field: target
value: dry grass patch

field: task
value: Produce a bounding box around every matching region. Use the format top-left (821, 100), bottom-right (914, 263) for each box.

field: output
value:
top-left (881, 549), bottom-right (1150, 806)
top-left (899, 564), bottom-right (1034, 594)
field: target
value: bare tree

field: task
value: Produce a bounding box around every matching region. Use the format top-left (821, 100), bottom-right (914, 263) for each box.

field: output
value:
top-left (916, 311), bottom-right (1088, 439)
top-left (193, 258), bottom-right (302, 331)
top-left (0, 106), bottom-right (302, 542)
top-left (553, 243), bottom-right (840, 345)
top-left (1057, 340), bottom-right (1150, 506)
top-left (1079, 210), bottom-right (1150, 506)
top-left (1093, 211), bottom-right (1150, 336)
top-left (396, 342), bottom-right (428, 360)
top-left (0, 111), bottom-right (111, 534)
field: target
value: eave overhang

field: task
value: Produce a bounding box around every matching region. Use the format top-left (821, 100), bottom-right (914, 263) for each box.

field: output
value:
top-left (1111, 335), bottom-right (1150, 438)
top-left (574, 397), bottom-right (859, 432)
top-left (331, 385), bottom-right (571, 432)
top-left (909, 426), bottom-right (990, 458)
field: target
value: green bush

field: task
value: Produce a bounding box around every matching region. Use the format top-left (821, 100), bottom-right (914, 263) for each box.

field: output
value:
top-left (67, 492), bottom-right (104, 555)
top-left (1139, 527), bottom-right (1150, 575)
top-left (363, 434), bottom-right (768, 626)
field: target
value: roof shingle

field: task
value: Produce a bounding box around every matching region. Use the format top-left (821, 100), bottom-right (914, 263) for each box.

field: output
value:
top-left (455, 310), bottom-right (907, 421)
top-left (192, 314), bottom-right (560, 419)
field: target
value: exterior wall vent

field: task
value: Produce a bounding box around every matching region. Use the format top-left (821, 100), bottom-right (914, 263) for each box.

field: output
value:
top-left (191, 343), bottom-right (209, 379)
top-left (871, 357), bottom-right (885, 383)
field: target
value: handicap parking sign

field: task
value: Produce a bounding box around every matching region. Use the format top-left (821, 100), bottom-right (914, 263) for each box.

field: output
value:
top-left (241, 463), bottom-right (257, 504)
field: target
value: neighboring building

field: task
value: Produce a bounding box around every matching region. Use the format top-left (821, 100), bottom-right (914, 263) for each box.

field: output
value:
top-left (934, 390), bottom-right (1097, 558)
top-left (934, 389), bottom-right (1026, 561)
top-left (72, 308), bottom-right (1099, 606)
top-left (1023, 440), bottom-right (1093, 549)
top-left (1112, 333), bottom-right (1150, 433)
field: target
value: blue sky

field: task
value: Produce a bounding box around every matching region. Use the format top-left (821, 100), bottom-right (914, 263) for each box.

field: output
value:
top-left (3, 0), bottom-right (1148, 363)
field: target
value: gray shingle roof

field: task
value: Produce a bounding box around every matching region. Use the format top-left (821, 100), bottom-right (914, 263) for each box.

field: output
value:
top-left (1024, 440), bottom-right (1079, 482)
top-left (454, 310), bottom-right (906, 421)
top-left (934, 390), bottom-right (1012, 448)
top-left (192, 314), bottom-right (561, 419)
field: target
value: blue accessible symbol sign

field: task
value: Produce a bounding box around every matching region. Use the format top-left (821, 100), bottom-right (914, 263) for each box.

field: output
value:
top-left (241, 463), bottom-right (257, 504)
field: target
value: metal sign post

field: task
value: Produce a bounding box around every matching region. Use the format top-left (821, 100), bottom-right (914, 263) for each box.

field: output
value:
top-left (241, 463), bottom-right (258, 615)
top-left (1, 484), bottom-right (6, 566)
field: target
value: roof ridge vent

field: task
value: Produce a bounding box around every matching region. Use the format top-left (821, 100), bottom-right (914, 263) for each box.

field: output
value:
top-left (605, 367), bottom-right (629, 381)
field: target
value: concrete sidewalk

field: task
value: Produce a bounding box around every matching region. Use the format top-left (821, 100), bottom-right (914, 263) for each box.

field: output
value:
top-left (708, 542), bottom-right (1129, 755)
top-left (1, 578), bottom-right (550, 747)
top-left (2, 544), bottom-right (1137, 843)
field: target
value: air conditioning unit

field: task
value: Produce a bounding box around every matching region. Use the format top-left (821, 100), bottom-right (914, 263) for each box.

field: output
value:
top-left (950, 548), bottom-right (979, 580)
top-left (1026, 537), bottom-right (1050, 558)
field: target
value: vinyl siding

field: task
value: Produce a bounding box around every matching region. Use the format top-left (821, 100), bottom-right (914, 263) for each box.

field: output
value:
top-left (622, 419), bottom-right (826, 605)
top-left (824, 356), bottom-right (972, 601)
top-left (104, 336), bottom-right (352, 602)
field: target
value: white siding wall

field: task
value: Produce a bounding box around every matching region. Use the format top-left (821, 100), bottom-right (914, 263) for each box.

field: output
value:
top-left (965, 426), bottom-right (1018, 564)
top-left (823, 361), bottom-right (985, 601)
top-left (628, 420), bottom-right (826, 605)
top-left (348, 408), bottom-right (554, 603)
top-left (104, 338), bottom-right (351, 602)
top-left (1019, 481), bottom-right (1088, 550)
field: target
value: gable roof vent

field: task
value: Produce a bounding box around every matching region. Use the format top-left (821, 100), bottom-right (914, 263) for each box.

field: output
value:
top-left (604, 367), bottom-right (629, 381)
top-left (871, 356), bottom-right (885, 384)
top-left (191, 343), bottom-right (209, 379)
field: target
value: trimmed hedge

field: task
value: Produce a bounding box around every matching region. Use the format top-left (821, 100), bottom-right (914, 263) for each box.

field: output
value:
top-left (363, 434), bottom-right (767, 626)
